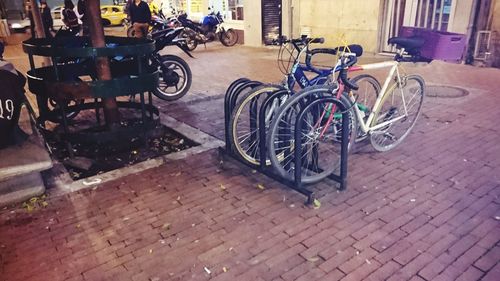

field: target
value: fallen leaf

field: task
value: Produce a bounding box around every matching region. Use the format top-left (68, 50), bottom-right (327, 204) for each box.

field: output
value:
top-left (76, 224), bottom-right (81, 228)
top-left (257, 184), bottom-right (265, 190)
top-left (30, 197), bottom-right (38, 203)
top-left (366, 259), bottom-right (371, 264)
top-left (307, 256), bottom-right (320, 262)
top-left (222, 267), bottom-right (228, 273)
top-left (313, 199), bottom-right (321, 209)
top-left (82, 178), bottom-right (102, 186)
top-left (220, 184), bottom-right (226, 190)
top-left (42, 202), bottom-right (49, 207)
top-left (163, 223), bottom-right (171, 230)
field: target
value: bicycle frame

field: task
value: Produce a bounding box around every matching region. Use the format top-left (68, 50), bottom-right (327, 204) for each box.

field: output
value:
top-left (348, 60), bottom-right (408, 134)
top-left (265, 40), bottom-right (338, 122)
top-left (282, 41), bottom-right (337, 90)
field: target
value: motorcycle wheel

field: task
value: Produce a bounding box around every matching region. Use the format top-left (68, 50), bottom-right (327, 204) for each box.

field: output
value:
top-left (219, 28), bottom-right (238, 47)
top-left (153, 55), bottom-right (192, 101)
top-left (127, 26), bottom-right (134, 37)
top-left (181, 29), bottom-right (198, 51)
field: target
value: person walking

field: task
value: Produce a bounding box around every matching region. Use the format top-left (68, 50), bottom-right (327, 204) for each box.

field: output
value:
top-left (61, 0), bottom-right (81, 36)
top-left (129, 0), bottom-right (151, 38)
top-left (40, 1), bottom-right (53, 38)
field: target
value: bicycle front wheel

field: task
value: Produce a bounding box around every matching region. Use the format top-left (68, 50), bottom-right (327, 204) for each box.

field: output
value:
top-left (351, 74), bottom-right (380, 143)
top-left (370, 75), bottom-right (425, 152)
top-left (229, 85), bottom-right (286, 166)
top-left (267, 86), bottom-right (357, 184)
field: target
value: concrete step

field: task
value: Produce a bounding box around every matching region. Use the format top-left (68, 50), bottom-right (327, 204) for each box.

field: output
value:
top-left (0, 108), bottom-right (52, 206)
top-left (0, 172), bottom-right (45, 207)
top-left (0, 135), bottom-right (52, 181)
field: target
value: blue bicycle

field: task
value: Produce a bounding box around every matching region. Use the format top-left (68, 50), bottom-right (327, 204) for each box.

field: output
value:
top-left (229, 36), bottom-right (380, 166)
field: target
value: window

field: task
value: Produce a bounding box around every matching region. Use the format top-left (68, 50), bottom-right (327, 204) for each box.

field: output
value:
top-left (209, 0), bottom-right (243, 21)
top-left (415, 0), bottom-right (453, 31)
top-left (228, 0), bottom-right (244, 20)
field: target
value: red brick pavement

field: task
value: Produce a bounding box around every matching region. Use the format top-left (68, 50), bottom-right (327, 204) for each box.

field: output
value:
top-left (1, 42), bottom-right (500, 280)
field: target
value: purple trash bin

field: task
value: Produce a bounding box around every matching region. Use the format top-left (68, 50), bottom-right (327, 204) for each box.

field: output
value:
top-left (399, 26), bottom-right (466, 63)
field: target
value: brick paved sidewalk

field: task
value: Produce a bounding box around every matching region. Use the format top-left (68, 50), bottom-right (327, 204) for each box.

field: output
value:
top-left (1, 41), bottom-right (500, 280)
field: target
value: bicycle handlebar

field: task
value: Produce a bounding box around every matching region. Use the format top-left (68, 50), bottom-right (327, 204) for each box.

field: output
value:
top-left (271, 35), bottom-right (325, 46)
top-left (339, 56), bottom-right (359, 90)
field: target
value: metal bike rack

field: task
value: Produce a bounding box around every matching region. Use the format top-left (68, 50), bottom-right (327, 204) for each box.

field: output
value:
top-left (221, 78), bottom-right (349, 204)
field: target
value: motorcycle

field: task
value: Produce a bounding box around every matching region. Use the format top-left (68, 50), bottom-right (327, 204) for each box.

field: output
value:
top-left (148, 27), bottom-right (193, 101)
top-left (125, 8), bottom-right (193, 101)
top-left (177, 9), bottom-right (238, 51)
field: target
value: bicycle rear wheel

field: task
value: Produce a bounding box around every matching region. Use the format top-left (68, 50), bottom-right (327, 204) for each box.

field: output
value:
top-left (229, 85), bottom-right (286, 166)
top-left (267, 86), bottom-right (357, 184)
top-left (370, 75), bottom-right (425, 151)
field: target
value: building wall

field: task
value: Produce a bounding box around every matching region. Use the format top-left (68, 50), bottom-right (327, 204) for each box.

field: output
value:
top-left (491, 0), bottom-right (500, 67)
top-left (450, 0), bottom-right (474, 34)
top-left (294, 0), bottom-right (382, 53)
top-left (243, 0), bottom-right (261, 46)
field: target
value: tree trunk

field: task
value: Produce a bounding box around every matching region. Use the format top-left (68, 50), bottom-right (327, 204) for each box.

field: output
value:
top-left (30, 0), bottom-right (45, 38)
top-left (85, 0), bottom-right (120, 127)
top-left (31, 1), bottom-right (51, 66)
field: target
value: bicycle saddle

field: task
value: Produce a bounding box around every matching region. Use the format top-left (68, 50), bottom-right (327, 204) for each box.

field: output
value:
top-left (388, 36), bottom-right (425, 54)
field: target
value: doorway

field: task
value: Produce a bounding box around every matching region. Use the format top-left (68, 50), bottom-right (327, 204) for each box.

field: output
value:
top-left (380, 0), bottom-right (455, 52)
top-left (262, 0), bottom-right (282, 45)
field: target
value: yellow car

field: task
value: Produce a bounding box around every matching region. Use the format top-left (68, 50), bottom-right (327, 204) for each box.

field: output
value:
top-left (100, 5), bottom-right (127, 26)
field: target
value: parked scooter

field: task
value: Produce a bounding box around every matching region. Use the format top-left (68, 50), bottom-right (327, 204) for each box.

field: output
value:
top-left (177, 8), bottom-right (238, 51)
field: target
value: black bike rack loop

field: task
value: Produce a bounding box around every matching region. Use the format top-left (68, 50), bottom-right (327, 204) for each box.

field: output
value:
top-left (294, 96), bottom-right (349, 193)
top-left (221, 78), bottom-right (349, 204)
top-left (258, 89), bottom-right (290, 169)
top-left (223, 80), bottom-right (263, 151)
